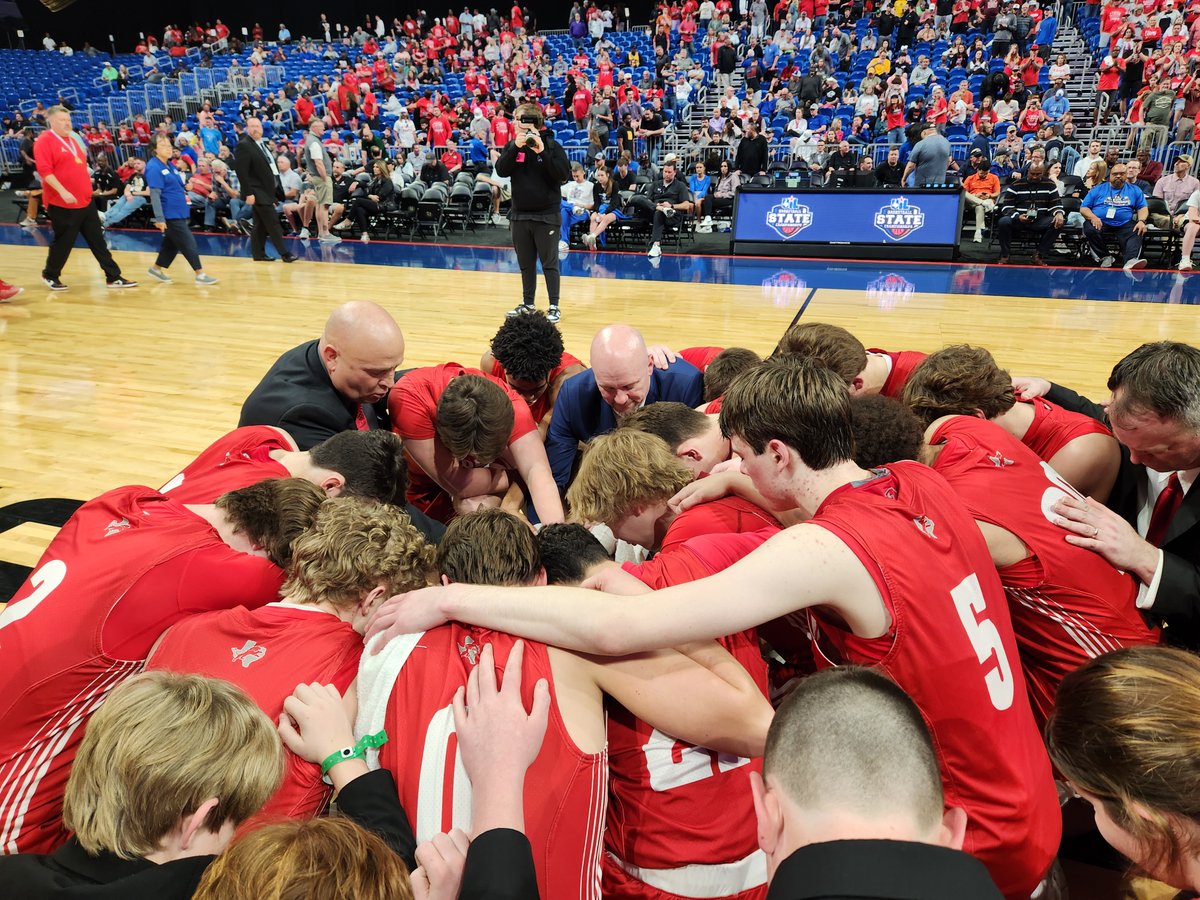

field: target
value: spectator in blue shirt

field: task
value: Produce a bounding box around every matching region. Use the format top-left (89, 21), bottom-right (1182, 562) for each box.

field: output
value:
top-left (1042, 89), bottom-right (1069, 123)
top-left (465, 135), bottom-right (489, 167)
top-left (198, 114), bottom-right (223, 156)
top-left (1081, 160), bottom-right (1149, 269)
top-left (762, 36), bottom-right (781, 72)
top-left (990, 147), bottom-right (1016, 184)
top-left (1035, 12), bottom-right (1058, 49)
top-left (144, 135), bottom-right (218, 285)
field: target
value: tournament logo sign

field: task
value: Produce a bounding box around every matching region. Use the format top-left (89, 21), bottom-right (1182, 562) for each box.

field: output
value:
top-left (873, 196), bottom-right (926, 241)
top-left (765, 195), bottom-right (814, 239)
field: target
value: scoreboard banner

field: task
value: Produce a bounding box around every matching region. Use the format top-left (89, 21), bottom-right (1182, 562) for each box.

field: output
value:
top-left (732, 187), bottom-right (963, 260)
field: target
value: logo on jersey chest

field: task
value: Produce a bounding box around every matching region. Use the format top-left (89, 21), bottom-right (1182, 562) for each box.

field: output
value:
top-left (231, 639), bottom-right (267, 667)
top-left (103, 518), bottom-right (131, 537)
top-left (912, 514), bottom-right (938, 539)
top-left (765, 195), bottom-right (814, 239)
top-left (457, 633), bottom-right (481, 666)
top-left (987, 449), bottom-right (1014, 467)
top-left (874, 196), bottom-right (926, 241)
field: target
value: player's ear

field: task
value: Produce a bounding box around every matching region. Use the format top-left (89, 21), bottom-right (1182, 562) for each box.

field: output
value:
top-left (321, 473), bottom-right (345, 497)
top-left (750, 770), bottom-right (783, 856)
top-left (440, 573), bottom-right (453, 586)
top-left (361, 584), bottom-right (388, 613)
top-left (972, 408), bottom-right (987, 419)
top-left (179, 797), bottom-right (221, 850)
top-left (533, 566), bottom-right (548, 587)
top-left (850, 375), bottom-right (867, 395)
top-left (937, 806), bottom-right (968, 851)
top-left (678, 445), bottom-right (702, 462)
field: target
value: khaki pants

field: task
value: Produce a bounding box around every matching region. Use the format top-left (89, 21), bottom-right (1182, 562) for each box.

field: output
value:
top-left (963, 192), bottom-right (996, 230)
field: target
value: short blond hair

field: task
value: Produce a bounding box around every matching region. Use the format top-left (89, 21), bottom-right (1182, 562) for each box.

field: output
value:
top-left (193, 818), bottom-right (413, 900)
top-left (280, 497), bottom-right (434, 607)
top-left (64, 672), bottom-right (283, 859)
top-left (566, 429), bottom-right (693, 525)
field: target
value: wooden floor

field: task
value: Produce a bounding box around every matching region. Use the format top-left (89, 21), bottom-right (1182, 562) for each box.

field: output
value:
top-left (2, 242), bottom-right (1200, 571)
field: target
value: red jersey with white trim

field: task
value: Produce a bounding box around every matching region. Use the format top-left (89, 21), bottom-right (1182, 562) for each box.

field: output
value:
top-left (489, 350), bottom-right (585, 424)
top-left (1016, 397), bottom-right (1113, 462)
top-left (146, 603), bottom-right (362, 822)
top-left (928, 416), bottom-right (1159, 727)
top-left (0, 487), bottom-right (284, 854)
top-left (805, 463), bottom-right (1059, 899)
top-left (679, 346), bottom-right (725, 372)
top-left (388, 363), bottom-right (537, 522)
top-left (159, 426), bottom-right (293, 502)
top-left (867, 348), bottom-right (927, 398)
top-left (379, 625), bottom-right (607, 900)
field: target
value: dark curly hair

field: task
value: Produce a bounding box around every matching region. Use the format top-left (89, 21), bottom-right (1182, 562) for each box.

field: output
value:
top-left (489, 312), bottom-right (566, 382)
top-left (847, 395), bottom-right (925, 469)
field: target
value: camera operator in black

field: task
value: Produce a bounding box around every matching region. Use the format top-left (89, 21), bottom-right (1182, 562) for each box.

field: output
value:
top-left (496, 102), bottom-right (571, 321)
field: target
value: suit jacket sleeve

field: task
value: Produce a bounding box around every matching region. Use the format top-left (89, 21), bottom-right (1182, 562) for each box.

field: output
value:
top-left (459, 828), bottom-right (541, 900)
top-left (1044, 382), bottom-right (1109, 425)
top-left (238, 398), bottom-right (340, 451)
top-left (1147, 551), bottom-right (1200, 633)
top-left (546, 376), bottom-right (584, 490)
top-left (335, 769), bottom-right (418, 871)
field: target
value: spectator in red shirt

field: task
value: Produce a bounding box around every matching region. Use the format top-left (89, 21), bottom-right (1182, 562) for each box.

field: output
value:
top-left (441, 139), bottom-right (464, 175)
top-left (294, 93), bottom-right (315, 126)
top-left (427, 111), bottom-right (453, 147)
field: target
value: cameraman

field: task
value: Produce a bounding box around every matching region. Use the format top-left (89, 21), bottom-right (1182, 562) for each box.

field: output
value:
top-left (496, 102), bottom-right (571, 323)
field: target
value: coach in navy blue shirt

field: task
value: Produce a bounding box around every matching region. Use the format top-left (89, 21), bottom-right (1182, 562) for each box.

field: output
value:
top-left (547, 324), bottom-right (704, 489)
top-left (144, 134), bottom-right (217, 285)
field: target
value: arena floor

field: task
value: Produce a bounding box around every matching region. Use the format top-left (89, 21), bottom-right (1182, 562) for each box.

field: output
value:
top-left (2, 222), bottom-right (1199, 573)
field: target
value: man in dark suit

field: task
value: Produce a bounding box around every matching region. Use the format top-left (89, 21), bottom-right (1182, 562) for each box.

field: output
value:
top-left (1020, 341), bottom-right (1200, 647)
top-left (238, 301), bottom-right (443, 541)
top-left (234, 116), bottom-right (297, 263)
top-left (545, 324), bottom-right (704, 489)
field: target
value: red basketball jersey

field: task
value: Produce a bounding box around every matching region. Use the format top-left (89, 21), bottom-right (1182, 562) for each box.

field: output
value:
top-left (372, 625), bottom-right (606, 900)
top-left (389, 363), bottom-right (537, 522)
top-left (159, 426), bottom-right (292, 502)
top-left (604, 625), bottom-right (768, 900)
top-left (1017, 397), bottom-right (1113, 462)
top-left (0, 487), bottom-right (283, 854)
top-left (806, 462), bottom-right (1059, 899)
top-left (489, 350), bottom-right (585, 424)
top-left (679, 346), bottom-right (725, 372)
top-left (146, 603), bottom-right (363, 822)
top-left (929, 416), bottom-right (1159, 727)
top-left (868, 348), bottom-right (928, 398)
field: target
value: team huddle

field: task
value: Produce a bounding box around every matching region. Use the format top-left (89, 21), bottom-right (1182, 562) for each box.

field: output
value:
top-left (1, 300), bottom-right (1197, 899)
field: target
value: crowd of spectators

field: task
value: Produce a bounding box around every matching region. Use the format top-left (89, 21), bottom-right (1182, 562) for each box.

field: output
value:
top-left (10, 0), bottom-right (1200, 264)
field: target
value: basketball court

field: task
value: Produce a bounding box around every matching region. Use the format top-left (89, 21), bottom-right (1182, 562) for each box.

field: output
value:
top-left (2, 222), bottom-right (1199, 576)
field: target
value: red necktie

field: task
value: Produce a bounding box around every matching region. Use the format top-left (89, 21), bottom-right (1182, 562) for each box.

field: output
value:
top-left (355, 404), bottom-right (370, 432)
top-left (1146, 473), bottom-right (1184, 548)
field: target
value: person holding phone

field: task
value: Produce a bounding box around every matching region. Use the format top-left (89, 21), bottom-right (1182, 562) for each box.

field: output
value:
top-left (495, 102), bottom-right (571, 324)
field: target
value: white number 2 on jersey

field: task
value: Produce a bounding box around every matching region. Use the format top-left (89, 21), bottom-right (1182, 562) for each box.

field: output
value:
top-left (0, 560), bottom-right (67, 631)
top-left (950, 573), bottom-right (1015, 711)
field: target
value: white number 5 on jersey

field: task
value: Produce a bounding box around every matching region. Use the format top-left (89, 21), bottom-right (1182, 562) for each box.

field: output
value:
top-left (950, 573), bottom-right (1015, 711)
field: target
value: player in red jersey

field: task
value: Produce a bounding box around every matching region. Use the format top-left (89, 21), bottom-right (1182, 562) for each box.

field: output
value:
top-left (145, 497), bottom-right (433, 825)
top-left (777, 321), bottom-right (926, 399)
top-left (356, 509), bottom-right (773, 900)
top-left (566, 428), bottom-right (779, 590)
top-left (902, 344), bottom-right (1121, 502)
top-left (847, 396), bottom-right (1161, 728)
top-left (479, 311), bottom-right (586, 436)
top-left (388, 363), bottom-right (564, 524)
top-left (373, 358), bottom-right (1062, 900)
top-left (159, 425), bottom-right (407, 504)
top-left (0, 478), bottom-right (323, 855)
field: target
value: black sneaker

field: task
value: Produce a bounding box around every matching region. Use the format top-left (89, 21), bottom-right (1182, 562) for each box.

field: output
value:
top-left (106, 277), bottom-right (139, 289)
top-left (42, 276), bottom-right (68, 291)
top-left (547, 305), bottom-right (561, 323)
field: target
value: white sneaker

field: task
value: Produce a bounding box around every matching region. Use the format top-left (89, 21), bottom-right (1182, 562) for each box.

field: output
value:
top-left (647, 243), bottom-right (662, 258)
top-left (1123, 257), bottom-right (1146, 270)
top-left (318, 233), bottom-right (342, 243)
top-left (333, 219), bottom-right (351, 230)
top-left (492, 213), bottom-right (506, 225)
top-left (558, 240), bottom-right (570, 252)
top-left (1100, 255), bottom-right (1115, 269)
top-left (298, 227), bottom-right (310, 239)
top-left (582, 232), bottom-right (596, 248)
top-left (1179, 258), bottom-right (1194, 271)
top-left (360, 232), bottom-right (370, 243)
top-left (19, 217), bottom-right (37, 227)
top-left (702, 216), bottom-right (713, 227)
top-left (695, 224), bottom-right (712, 233)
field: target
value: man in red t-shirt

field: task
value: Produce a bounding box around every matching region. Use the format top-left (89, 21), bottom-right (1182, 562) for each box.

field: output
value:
top-left (490, 113), bottom-right (514, 147)
top-left (35, 106), bottom-right (134, 291)
top-left (427, 111), bottom-right (453, 147)
top-left (480, 311), bottom-right (586, 434)
top-left (387, 363), bottom-right (564, 524)
top-left (0, 477), bottom-right (323, 854)
top-left (378, 358), bottom-right (1062, 900)
top-left (159, 424), bottom-right (408, 504)
top-left (146, 498), bottom-right (432, 825)
top-left (778, 321), bottom-right (926, 399)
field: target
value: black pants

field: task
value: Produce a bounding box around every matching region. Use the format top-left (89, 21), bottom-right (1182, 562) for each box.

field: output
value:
top-left (510, 215), bottom-right (560, 306)
top-left (155, 218), bottom-right (203, 271)
top-left (1084, 220), bottom-right (1142, 262)
top-left (250, 198), bottom-right (288, 258)
top-left (350, 197), bottom-right (381, 230)
top-left (628, 194), bottom-right (677, 243)
top-left (43, 201), bottom-right (122, 281)
top-left (996, 212), bottom-right (1057, 256)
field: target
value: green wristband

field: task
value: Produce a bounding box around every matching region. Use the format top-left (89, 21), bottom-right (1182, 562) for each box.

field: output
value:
top-left (320, 729), bottom-right (389, 776)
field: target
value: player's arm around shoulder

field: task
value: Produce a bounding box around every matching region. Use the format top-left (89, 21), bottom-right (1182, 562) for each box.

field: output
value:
top-left (1049, 431), bottom-right (1121, 504)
